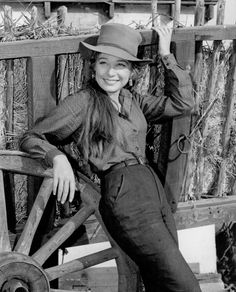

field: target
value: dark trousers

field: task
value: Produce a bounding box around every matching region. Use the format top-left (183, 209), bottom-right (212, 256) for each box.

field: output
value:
top-left (99, 164), bottom-right (202, 292)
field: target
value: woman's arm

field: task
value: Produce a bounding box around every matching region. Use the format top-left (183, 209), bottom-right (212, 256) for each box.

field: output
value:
top-left (20, 91), bottom-right (88, 203)
top-left (135, 26), bottom-right (194, 123)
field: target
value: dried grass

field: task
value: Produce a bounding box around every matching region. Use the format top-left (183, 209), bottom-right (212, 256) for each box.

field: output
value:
top-left (183, 42), bottom-right (236, 200)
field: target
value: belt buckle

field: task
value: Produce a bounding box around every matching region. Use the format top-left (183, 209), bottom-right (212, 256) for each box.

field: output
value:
top-left (137, 156), bottom-right (145, 165)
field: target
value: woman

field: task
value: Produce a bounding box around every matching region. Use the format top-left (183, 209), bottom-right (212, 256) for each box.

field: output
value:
top-left (20, 23), bottom-right (201, 291)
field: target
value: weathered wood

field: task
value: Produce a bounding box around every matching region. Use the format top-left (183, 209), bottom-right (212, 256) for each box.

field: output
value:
top-left (175, 195), bottom-right (236, 231)
top-left (0, 25), bottom-right (236, 60)
top-left (32, 205), bottom-right (94, 265)
top-left (46, 247), bottom-right (119, 281)
top-left (0, 151), bottom-right (53, 177)
top-left (3, 5), bottom-right (13, 33)
top-left (194, 0), bottom-right (205, 26)
top-left (0, 0), bottom-right (218, 3)
top-left (216, 0), bottom-right (225, 25)
top-left (174, 0), bottom-right (181, 27)
top-left (164, 39), bottom-right (195, 212)
top-left (14, 177), bottom-right (53, 254)
top-left (151, 0), bottom-right (160, 27)
top-left (30, 6), bottom-right (39, 29)
top-left (27, 56), bottom-right (56, 123)
top-left (44, 1), bottom-right (51, 19)
top-left (0, 170), bottom-right (11, 252)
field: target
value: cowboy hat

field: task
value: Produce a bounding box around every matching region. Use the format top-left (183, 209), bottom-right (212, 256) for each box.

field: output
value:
top-left (79, 23), bottom-right (152, 64)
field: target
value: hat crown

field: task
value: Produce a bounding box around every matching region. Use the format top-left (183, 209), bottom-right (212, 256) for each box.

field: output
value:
top-left (97, 23), bottom-right (142, 58)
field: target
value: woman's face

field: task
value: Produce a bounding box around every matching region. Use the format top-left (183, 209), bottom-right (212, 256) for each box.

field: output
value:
top-left (94, 53), bottom-right (132, 98)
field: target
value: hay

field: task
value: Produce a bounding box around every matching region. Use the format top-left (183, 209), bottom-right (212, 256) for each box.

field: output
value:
top-left (183, 42), bottom-right (236, 200)
top-left (0, 60), bottom-right (6, 149)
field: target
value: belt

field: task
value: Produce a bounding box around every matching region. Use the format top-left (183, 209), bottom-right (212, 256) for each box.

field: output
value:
top-left (103, 157), bottom-right (147, 175)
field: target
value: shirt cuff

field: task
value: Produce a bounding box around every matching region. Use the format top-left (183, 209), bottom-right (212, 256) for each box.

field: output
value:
top-left (161, 54), bottom-right (178, 69)
top-left (45, 148), bottom-right (65, 167)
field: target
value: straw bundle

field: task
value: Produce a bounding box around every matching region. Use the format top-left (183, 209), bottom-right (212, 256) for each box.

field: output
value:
top-left (0, 61), bottom-right (6, 149)
top-left (183, 43), bottom-right (234, 200)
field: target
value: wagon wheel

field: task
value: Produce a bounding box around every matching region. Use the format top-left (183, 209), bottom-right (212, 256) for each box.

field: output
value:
top-left (0, 150), bottom-right (139, 292)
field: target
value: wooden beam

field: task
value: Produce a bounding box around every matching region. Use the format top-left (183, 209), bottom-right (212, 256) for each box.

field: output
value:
top-left (175, 195), bottom-right (236, 232)
top-left (0, 0), bottom-right (218, 3)
top-left (0, 25), bottom-right (235, 60)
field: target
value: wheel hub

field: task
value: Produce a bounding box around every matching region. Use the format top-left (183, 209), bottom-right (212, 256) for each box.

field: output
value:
top-left (0, 252), bottom-right (50, 292)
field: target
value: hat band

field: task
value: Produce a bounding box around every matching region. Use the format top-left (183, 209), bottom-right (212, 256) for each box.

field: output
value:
top-left (97, 42), bottom-right (137, 58)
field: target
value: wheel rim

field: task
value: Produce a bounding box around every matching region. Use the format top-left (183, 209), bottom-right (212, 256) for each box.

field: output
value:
top-left (0, 150), bottom-right (139, 292)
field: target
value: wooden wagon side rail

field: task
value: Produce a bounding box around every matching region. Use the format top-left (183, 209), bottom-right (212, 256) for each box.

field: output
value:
top-left (0, 25), bottom-right (235, 60)
top-left (175, 195), bottom-right (236, 232)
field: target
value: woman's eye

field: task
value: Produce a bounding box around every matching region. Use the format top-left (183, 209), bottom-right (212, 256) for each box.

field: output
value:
top-left (117, 63), bottom-right (127, 68)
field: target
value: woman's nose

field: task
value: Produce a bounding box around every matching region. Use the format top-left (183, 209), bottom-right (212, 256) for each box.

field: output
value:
top-left (107, 66), bottom-right (115, 75)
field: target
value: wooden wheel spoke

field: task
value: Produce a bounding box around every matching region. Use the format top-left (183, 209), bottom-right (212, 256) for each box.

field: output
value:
top-left (32, 204), bottom-right (95, 266)
top-left (45, 247), bottom-right (119, 281)
top-left (14, 177), bottom-right (53, 254)
top-left (0, 169), bottom-right (11, 252)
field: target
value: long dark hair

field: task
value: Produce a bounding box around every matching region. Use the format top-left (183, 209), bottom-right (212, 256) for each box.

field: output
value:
top-left (78, 80), bottom-right (118, 161)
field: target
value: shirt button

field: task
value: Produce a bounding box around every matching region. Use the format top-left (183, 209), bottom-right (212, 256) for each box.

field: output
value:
top-left (133, 129), bottom-right (137, 132)
top-left (135, 146), bottom-right (140, 151)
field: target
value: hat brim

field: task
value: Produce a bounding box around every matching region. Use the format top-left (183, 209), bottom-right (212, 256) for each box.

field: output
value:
top-left (79, 36), bottom-right (152, 65)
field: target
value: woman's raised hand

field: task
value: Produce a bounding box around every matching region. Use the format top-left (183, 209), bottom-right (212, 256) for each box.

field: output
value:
top-left (52, 154), bottom-right (75, 204)
top-left (152, 26), bottom-right (173, 57)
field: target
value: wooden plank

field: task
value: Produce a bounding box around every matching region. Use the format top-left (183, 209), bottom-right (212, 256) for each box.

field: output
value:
top-left (174, 0), bottom-right (181, 26)
top-left (0, 170), bottom-right (11, 252)
top-left (175, 195), bottom-right (236, 231)
top-left (46, 247), bottom-right (119, 281)
top-left (27, 56), bottom-right (56, 123)
top-left (0, 25), bottom-right (235, 60)
top-left (0, 0), bottom-right (218, 3)
top-left (164, 39), bottom-right (195, 212)
top-left (0, 151), bottom-right (53, 177)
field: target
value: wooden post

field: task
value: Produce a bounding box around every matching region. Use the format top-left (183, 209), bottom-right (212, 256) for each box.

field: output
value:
top-left (151, 0), bottom-right (160, 27)
top-left (174, 0), bottom-right (181, 27)
top-left (3, 5), bottom-right (12, 34)
top-left (216, 0), bottom-right (226, 26)
top-left (194, 0), bottom-right (205, 27)
top-left (27, 55), bottom-right (56, 209)
top-left (30, 6), bottom-right (39, 29)
top-left (164, 36), bottom-right (195, 211)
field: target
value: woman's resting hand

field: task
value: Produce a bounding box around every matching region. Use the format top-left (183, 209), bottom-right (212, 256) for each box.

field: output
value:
top-left (53, 154), bottom-right (75, 204)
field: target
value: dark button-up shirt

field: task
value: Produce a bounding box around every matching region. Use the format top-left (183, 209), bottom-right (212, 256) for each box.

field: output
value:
top-left (20, 54), bottom-right (193, 172)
